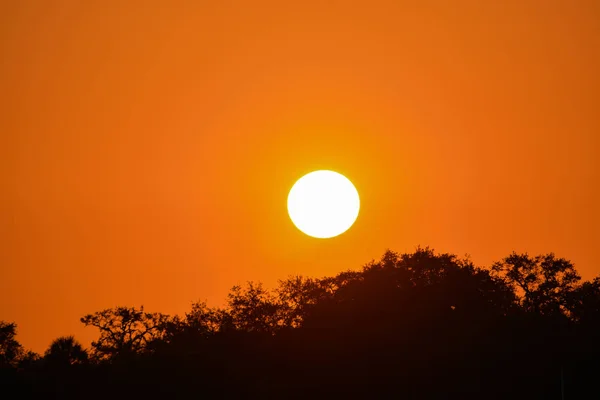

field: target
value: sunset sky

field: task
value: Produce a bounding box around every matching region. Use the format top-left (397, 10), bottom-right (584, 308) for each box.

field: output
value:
top-left (1, 1), bottom-right (598, 352)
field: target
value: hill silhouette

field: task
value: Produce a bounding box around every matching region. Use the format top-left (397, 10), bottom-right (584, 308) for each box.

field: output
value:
top-left (2, 247), bottom-right (599, 399)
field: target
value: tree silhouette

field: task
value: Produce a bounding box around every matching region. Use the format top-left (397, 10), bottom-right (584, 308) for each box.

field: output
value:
top-left (491, 252), bottom-right (581, 316)
top-left (566, 277), bottom-right (600, 323)
top-left (0, 321), bottom-right (23, 368)
top-left (44, 336), bottom-right (88, 366)
top-left (147, 301), bottom-right (225, 357)
top-left (226, 282), bottom-right (282, 334)
top-left (80, 306), bottom-right (172, 361)
top-left (275, 275), bottom-right (334, 327)
top-left (4, 248), bottom-right (600, 399)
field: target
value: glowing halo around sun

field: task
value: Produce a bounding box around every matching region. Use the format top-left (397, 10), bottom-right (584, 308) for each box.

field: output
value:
top-left (287, 170), bottom-right (360, 239)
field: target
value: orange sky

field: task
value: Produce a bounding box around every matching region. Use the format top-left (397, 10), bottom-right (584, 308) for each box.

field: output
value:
top-left (1, 1), bottom-right (599, 352)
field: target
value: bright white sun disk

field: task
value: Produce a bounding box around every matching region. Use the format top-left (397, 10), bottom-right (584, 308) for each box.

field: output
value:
top-left (287, 170), bottom-right (360, 239)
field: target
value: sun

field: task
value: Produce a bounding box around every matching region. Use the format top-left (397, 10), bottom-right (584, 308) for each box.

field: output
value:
top-left (287, 170), bottom-right (360, 239)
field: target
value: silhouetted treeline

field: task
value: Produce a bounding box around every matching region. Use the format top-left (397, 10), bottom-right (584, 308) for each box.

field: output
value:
top-left (2, 247), bottom-right (600, 399)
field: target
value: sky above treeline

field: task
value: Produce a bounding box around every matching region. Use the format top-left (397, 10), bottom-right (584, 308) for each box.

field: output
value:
top-left (1, 1), bottom-right (598, 352)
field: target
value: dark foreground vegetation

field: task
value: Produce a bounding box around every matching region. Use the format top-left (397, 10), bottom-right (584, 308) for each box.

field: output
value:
top-left (2, 247), bottom-right (600, 399)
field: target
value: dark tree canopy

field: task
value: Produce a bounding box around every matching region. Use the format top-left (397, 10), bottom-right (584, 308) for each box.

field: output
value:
top-left (0, 321), bottom-right (23, 368)
top-left (3, 248), bottom-right (600, 399)
top-left (491, 252), bottom-right (581, 316)
top-left (80, 306), bottom-right (172, 360)
top-left (44, 336), bottom-right (88, 366)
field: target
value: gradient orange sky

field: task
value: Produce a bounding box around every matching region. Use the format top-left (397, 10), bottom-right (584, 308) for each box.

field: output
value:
top-left (1, 1), bottom-right (599, 352)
